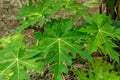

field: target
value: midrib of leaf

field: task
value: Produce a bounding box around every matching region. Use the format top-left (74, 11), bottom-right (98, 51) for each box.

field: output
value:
top-left (58, 38), bottom-right (61, 53)
top-left (58, 38), bottom-right (61, 78)
top-left (62, 35), bottom-right (80, 39)
top-left (26, 12), bottom-right (42, 18)
top-left (32, 13), bottom-right (42, 16)
top-left (101, 30), bottom-right (120, 39)
top-left (61, 39), bottom-right (77, 51)
top-left (19, 60), bottom-right (37, 68)
top-left (11, 52), bottom-right (17, 59)
top-left (44, 40), bottom-right (58, 51)
top-left (100, 32), bottom-right (111, 53)
top-left (0, 59), bottom-right (15, 63)
top-left (41, 37), bottom-right (56, 40)
top-left (16, 46), bottom-right (20, 80)
top-left (17, 60), bottom-right (20, 80)
top-left (0, 61), bottom-right (16, 75)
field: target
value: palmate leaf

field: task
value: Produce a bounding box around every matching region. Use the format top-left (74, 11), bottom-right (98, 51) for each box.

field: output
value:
top-left (16, 0), bottom-right (87, 32)
top-left (16, 0), bottom-right (65, 31)
top-left (34, 19), bottom-right (92, 80)
top-left (79, 13), bottom-right (120, 62)
top-left (73, 59), bottom-right (120, 80)
top-left (0, 34), bottom-right (44, 80)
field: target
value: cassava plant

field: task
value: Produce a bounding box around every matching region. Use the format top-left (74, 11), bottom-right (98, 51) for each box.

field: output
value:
top-left (16, 0), bottom-right (87, 32)
top-left (79, 13), bottom-right (120, 62)
top-left (0, 0), bottom-right (120, 80)
top-left (0, 34), bottom-right (44, 80)
top-left (33, 18), bottom-right (93, 80)
top-left (73, 59), bottom-right (120, 80)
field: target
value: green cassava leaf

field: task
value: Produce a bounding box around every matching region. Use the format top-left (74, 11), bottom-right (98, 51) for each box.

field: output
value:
top-left (79, 13), bottom-right (120, 62)
top-left (34, 19), bottom-right (92, 80)
top-left (73, 59), bottom-right (120, 80)
top-left (16, 0), bottom-right (65, 32)
top-left (16, 0), bottom-right (87, 32)
top-left (0, 34), bottom-right (44, 80)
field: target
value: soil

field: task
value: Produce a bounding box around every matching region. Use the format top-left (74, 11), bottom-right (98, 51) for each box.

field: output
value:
top-left (0, 0), bottom-right (18, 37)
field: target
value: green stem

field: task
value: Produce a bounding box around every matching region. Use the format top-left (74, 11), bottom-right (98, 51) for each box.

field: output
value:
top-left (106, 0), bottom-right (116, 19)
top-left (118, 0), bottom-right (120, 20)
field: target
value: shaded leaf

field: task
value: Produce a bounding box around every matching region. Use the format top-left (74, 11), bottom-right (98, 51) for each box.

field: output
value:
top-left (80, 13), bottom-right (120, 62)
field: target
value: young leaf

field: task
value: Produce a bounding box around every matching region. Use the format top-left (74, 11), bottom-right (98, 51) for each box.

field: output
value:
top-left (0, 34), bottom-right (44, 80)
top-left (35, 19), bottom-right (92, 80)
top-left (79, 13), bottom-right (120, 62)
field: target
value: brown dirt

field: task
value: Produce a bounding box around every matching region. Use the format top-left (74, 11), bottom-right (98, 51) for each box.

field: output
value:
top-left (0, 0), bottom-right (19, 37)
top-left (0, 0), bottom-right (35, 46)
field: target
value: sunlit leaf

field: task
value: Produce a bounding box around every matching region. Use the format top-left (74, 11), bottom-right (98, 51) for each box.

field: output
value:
top-left (0, 34), bottom-right (44, 80)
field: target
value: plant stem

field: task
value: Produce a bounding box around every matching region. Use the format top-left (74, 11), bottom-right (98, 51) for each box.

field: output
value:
top-left (118, 0), bottom-right (120, 20)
